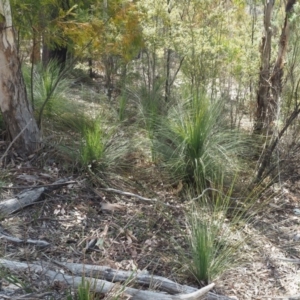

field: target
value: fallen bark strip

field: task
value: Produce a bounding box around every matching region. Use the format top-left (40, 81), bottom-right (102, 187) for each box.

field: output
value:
top-left (277, 258), bottom-right (300, 264)
top-left (0, 259), bottom-right (215, 300)
top-left (0, 178), bottom-right (75, 216)
top-left (0, 180), bottom-right (77, 190)
top-left (0, 228), bottom-right (50, 248)
top-left (51, 260), bottom-right (232, 300)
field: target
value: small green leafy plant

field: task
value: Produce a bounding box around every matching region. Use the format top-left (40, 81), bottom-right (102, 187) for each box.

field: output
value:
top-left (1, 272), bottom-right (32, 293)
top-left (77, 279), bottom-right (95, 300)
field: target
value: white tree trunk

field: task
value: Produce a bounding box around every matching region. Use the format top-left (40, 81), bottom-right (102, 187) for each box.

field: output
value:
top-left (0, 0), bottom-right (40, 154)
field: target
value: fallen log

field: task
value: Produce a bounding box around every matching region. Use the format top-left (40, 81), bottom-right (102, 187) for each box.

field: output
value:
top-left (52, 260), bottom-right (194, 294)
top-left (52, 260), bottom-right (233, 300)
top-left (0, 178), bottom-right (76, 216)
top-left (0, 259), bottom-right (215, 300)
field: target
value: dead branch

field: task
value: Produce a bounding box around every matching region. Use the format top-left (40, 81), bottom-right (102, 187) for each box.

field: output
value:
top-left (51, 260), bottom-right (233, 299)
top-left (0, 178), bottom-right (74, 216)
top-left (97, 188), bottom-right (178, 208)
top-left (0, 259), bottom-right (216, 300)
top-left (99, 187), bottom-right (155, 202)
top-left (51, 260), bottom-right (199, 294)
top-left (0, 180), bottom-right (76, 190)
top-left (0, 229), bottom-right (50, 248)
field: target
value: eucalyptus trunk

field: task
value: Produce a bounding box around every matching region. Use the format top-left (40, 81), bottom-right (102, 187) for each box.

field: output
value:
top-left (254, 0), bottom-right (298, 183)
top-left (254, 0), bottom-right (295, 135)
top-left (0, 0), bottom-right (40, 154)
top-left (254, 0), bottom-right (274, 134)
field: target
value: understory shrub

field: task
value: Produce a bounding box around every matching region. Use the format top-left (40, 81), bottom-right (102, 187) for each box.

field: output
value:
top-left (185, 183), bottom-right (257, 283)
top-left (129, 81), bottom-right (166, 133)
top-left (79, 116), bottom-right (129, 173)
top-left (153, 92), bottom-right (251, 191)
top-left (23, 59), bottom-right (72, 126)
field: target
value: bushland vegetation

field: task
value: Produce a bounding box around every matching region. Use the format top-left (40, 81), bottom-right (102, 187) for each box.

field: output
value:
top-left (0, 0), bottom-right (299, 299)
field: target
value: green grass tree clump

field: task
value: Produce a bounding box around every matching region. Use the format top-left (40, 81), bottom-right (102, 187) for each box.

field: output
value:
top-left (153, 92), bottom-right (251, 191)
top-left (129, 81), bottom-right (166, 133)
top-left (79, 116), bottom-right (129, 176)
top-left (185, 183), bottom-right (260, 283)
top-left (23, 60), bottom-right (72, 126)
top-left (187, 198), bottom-right (242, 283)
top-left (80, 118), bottom-right (106, 167)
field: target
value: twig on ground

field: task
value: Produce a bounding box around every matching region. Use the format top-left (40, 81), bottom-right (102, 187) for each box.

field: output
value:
top-left (97, 188), bottom-right (179, 208)
top-left (0, 180), bottom-right (77, 190)
top-left (277, 257), bottom-right (300, 264)
top-left (0, 229), bottom-right (50, 248)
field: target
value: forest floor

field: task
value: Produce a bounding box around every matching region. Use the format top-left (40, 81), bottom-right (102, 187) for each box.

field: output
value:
top-left (0, 83), bottom-right (300, 300)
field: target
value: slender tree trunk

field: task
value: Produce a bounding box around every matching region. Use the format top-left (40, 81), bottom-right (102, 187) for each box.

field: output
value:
top-left (164, 0), bottom-right (171, 102)
top-left (270, 0), bottom-right (295, 108)
top-left (31, 30), bottom-right (41, 64)
top-left (254, 0), bottom-right (298, 183)
top-left (165, 48), bottom-right (171, 102)
top-left (254, 0), bottom-right (296, 135)
top-left (0, 0), bottom-right (40, 154)
top-left (254, 0), bottom-right (274, 134)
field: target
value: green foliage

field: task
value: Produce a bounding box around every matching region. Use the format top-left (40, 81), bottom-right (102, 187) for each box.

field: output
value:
top-left (0, 271), bottom-right (32, 293)
top-left (23, 60), bottom-right (72, 125)
top-left (78, 116), bottom-right (129, 174)
top-left (187, 197), bottom-right (238, 282)
top-left (118, 92), bottom-right (128, 122)
top-left (127, 80), bottom-right (165, 135)
top-left (153, 92), bottom-right (250, 190)
top-left (186, 183), bottom-right (256, 283)
top-left (126, 81), bottom-right (167, 161)
top-left (65, 278), bottom-right (97, 300)
top-left (80, 118), bottom-right (105, 167)
top-left (76, 279), bottom-right (95, 300)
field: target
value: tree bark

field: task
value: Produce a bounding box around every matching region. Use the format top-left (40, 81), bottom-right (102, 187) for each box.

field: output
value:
top-left (0, 0), bottom-right (40, 154)
top-left (254, 0), bottom-right (296, 135)
top-left (254, 0), bottom-right (274, 134)
top-left (253, 0), bottom-right (298, 182)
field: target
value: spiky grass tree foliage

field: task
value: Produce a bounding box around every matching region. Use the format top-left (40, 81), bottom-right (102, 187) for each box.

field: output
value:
top-left (80, 119), bottom-right (105, 166)
top-left (129, 81), bottom-right (166, 133)
top-left (79, 116), bottom-right (129, 173)
top-left (126, 81), bottom-right (167, 161)
top-left (24, 61), bottom-right (101, 136)
top-left (23, 60), bottom-right (72, 122)
top-left (154, 93), bottom-right (249, 190)
top-left (186, 189), bottom-right (244, 283)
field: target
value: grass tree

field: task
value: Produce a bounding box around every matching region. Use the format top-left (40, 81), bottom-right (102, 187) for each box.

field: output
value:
top-left (153, 92), bottom-right (250, 191)
top-left (185, 185), bottom-right (257, 283)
